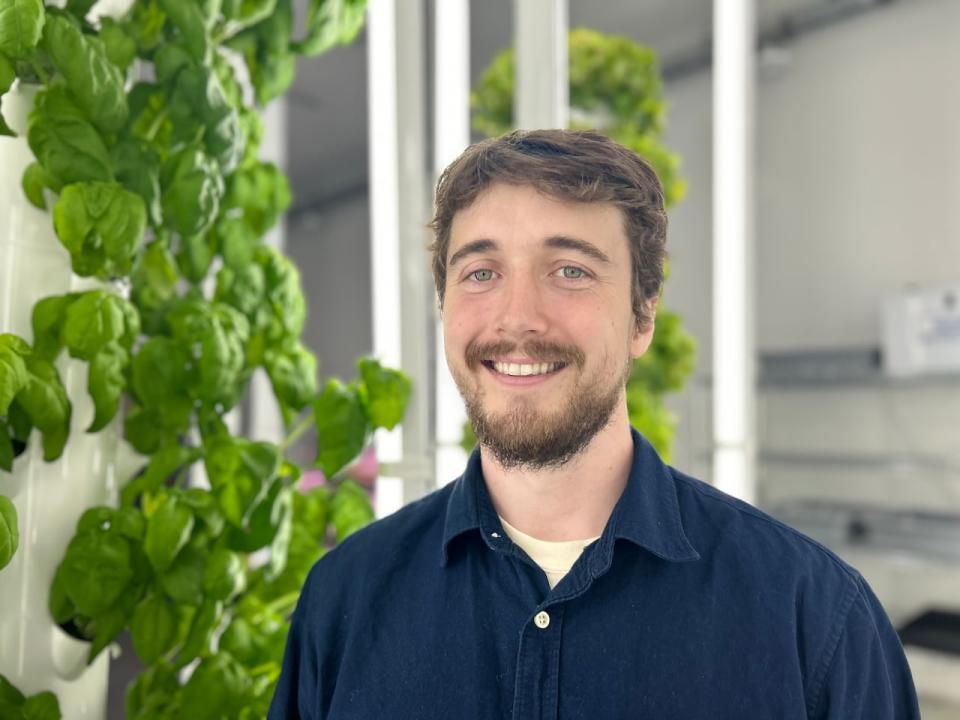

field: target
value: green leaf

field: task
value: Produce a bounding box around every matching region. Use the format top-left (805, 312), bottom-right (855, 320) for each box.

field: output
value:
top-left (0, 495), bottom-right (19, 571)
top-left (226, 474), bottom-right (287, 552)
top-left (179, 488), bottom-right (224, 536)
top-left (29, 295), bottom-right (74, 362)
top-left (0, 333), bottom-right (31, 416)
top-left (180, 653), bottom-right (250, 719)
top-left (265, 341), bottom-right (318, 418)
top-left (215, 217), bottom-right (258, 270)
top-left (99, 17), bottom-right (136, 72)
top-left (131, 240), bottom-right (178, 324)
top-left (222, 161), bottom-right (291, 236)
top-left (122, 444), bottom-right (201, 507)
top-left (203, 548), bottom-right (245, 602)
top-left (176, 597), bottom-right (222, 667)
top-left (42, 15), bottom-right (127, 134)
top-left (66, 0), bottom-right (98, 17)
top-left (53, 183), bottom-right (146, 278)
top-left (313, 379), bottom-right (369, 478)
top-left (157, 0), bottom-right (210, 63)
top-left (0, 672), bottom-right (26, 708)
top-left (48, 565), bottom-right (76, 625)
top-left (27, 86), bottom-right (113, 186)
top-left (15, 357), bottom-right (70, 461)
top-left (60, 528), bottom-right (133, 617)
top-left (0, 0), bottom-right (45, 60)
top-left (0, 425), bottom-right (12, 472)
top-left (357, 357), bottom-right (411, 430)
top-left (114, 507), bottom-right (146, 541)
top-left (124, 661), bottom-right (180, 719)
top-left (293, 0), bottom-right (367, 57)
top-left (22, 690), bottom-right (61, 720)
top-left (166, 300), bottom-right (249, 407)
top-left (175, 233), bottom-right (216, 285)
top-left (61, 290), bottom-right (125, 361)
top-left (258, 246), bottom-right (305, 340)
top-left (222, 0), bottom-right (276, 31)
top-left (231, 0), bottom-right (295, 105)
top-left (144, 495), bottom-right (194, 573)
top-left (87, 342), bottom-right (129, 432)
top-left (76, 506), bottom-right (116, 534)
top-left (169, 65), bottom-right (245, 173)
top-left (0, 51), bottom-right (16, 138)
top-left (20, 162), bottom-right (60, 211)
top-left (87, 591), bottom-right (138, 664)
top-left (204, 436), bottom-right (279, 527)
top-left (159, 545), bottom-right (206, 605)
top-left (330, 479), bottom-right (374, 542)
top-left (127, 0), bottom-right (166, 55)
top-left (111, 140), bottom-right (163, 227)
top-left (160, 145), bottom-right (224, 237)
top-left (131, 594), bottom-right (178, 665)
top-left (214, 263), bottom-right (264, 319)
top-left (130, 337), bottom-right (190, 411)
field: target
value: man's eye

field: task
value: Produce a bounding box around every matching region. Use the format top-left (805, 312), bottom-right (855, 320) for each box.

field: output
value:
top-left (559, 266), bottom-right (587, 279)
top-left (469, 269), bottom-right (494, 282)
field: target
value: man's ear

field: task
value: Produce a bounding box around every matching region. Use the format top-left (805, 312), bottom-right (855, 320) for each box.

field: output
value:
top-left (630, 297), bottom-right (658, 359)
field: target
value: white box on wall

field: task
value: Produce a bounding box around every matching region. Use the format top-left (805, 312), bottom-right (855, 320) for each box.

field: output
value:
top-left (883, 287), bottom-right (960, 377)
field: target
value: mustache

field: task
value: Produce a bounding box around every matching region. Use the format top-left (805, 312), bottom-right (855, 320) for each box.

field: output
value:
top-left (465, 339), bottom-right (586, 370)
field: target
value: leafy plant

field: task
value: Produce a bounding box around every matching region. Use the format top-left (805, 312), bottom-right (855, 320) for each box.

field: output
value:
top-left (470, 27), bottom-right (696, 460)
top-left (0, 0), bottom-right (403, 712)
top-left (0, 673), bottom-right (61, 720)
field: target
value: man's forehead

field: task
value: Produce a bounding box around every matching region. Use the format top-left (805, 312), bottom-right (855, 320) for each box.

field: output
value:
top-left (446, 184), bottom-right (627, 262)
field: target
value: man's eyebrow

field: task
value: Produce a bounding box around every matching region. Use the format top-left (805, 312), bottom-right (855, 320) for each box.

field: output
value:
top-left (545, 235), bottom-right (612, 264)
top-left (448, 239), bottom-right (498, 268)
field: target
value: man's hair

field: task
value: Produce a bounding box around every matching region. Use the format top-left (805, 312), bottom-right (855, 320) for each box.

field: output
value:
top-left (428, 128), bottom-right (667, 331)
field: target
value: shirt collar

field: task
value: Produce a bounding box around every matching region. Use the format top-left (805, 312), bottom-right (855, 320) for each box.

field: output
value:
top-left (440, 428), bottom-right (700, 566)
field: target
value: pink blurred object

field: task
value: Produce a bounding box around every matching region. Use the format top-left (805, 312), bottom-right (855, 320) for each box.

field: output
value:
top-left (299, 469), bottom-right (326, 492)
top-left (345, 446), bottom-right (378, 488)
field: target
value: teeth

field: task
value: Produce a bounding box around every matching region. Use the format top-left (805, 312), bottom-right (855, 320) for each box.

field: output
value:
top-left (491, 361), bottom-right (558, 377)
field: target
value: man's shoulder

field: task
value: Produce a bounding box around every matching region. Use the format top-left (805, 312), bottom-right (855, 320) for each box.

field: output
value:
top-left (668, 466), bottom-right (863, 592)
top-left (307, 480), bottom-right (455, 585)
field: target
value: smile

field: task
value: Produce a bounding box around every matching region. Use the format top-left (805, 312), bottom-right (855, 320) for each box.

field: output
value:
top-left (482, 361), bottom-right (566, 377)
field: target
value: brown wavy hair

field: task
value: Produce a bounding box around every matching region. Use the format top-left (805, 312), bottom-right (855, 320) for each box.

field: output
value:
top-left (428, 129), bottom-right (667, 331)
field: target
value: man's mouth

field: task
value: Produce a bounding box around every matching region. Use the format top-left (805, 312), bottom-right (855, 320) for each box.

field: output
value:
top-left (481, 360), bottom-right (567, 377)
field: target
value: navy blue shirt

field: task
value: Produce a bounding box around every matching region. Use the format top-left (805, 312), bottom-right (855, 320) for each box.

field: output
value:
top-left (270, 429), bottom-right (919, 719)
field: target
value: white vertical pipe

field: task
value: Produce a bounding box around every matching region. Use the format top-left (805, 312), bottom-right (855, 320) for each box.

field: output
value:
top-left (433, 0), bottom-right (472, 487)
top-left (513, 0), bottom-right (568, 129)
top-left (368, 0), bottom-right (434, 512)
top-left (712, 0), bottom-right (757, 503)
top-left (246, 97), bottom-right (287, 443)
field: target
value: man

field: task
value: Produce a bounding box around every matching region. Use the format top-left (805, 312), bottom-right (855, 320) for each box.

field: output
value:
top-left (269, 129), bottom-right (919, 719)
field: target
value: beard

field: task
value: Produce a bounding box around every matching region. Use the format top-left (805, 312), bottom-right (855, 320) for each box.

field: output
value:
top-left (451, 338), bottom-right (632, 470)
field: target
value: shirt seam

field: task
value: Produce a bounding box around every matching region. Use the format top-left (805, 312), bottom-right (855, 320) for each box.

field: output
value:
top-left (805, 576), bottom-right (860, 718)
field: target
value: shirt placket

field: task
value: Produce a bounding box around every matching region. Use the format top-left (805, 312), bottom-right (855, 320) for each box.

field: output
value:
top-left (512, 602), bottom-right (564, 720)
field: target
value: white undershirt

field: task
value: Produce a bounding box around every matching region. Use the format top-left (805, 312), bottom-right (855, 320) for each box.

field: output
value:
top-left (498, 516), bottom-right (601, 589)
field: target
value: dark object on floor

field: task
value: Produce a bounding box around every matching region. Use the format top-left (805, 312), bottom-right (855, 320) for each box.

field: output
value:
top-left (898, 610), bottom-right (960, 656)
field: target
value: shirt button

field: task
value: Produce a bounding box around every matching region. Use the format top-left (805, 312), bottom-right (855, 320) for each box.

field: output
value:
top-left (534, 611), bottom-right (550, 630)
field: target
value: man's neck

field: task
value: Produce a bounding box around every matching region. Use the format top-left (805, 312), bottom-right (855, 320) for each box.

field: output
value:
top-left (480, 403), bottom-right (635, 542)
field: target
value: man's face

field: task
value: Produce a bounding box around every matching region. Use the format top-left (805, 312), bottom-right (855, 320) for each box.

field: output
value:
top-left (442, 182), bottom-right (655, 469)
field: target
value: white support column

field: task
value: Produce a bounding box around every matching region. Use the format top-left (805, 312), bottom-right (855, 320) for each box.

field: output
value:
top-left (368, 0), bottom-right (435, 511)
top-left (433, 0), bottom-right (472, 487)
top-left (513, 0), bottom-right (568, 129)
top-left (712, 0), bottom-right (757, 502)
top-left (246, 97), bottom-right (287, 444)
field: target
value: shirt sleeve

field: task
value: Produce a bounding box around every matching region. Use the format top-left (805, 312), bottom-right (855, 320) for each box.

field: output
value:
top-left (808, 572), bottom-right (921, 719)
top-left (268, 562), bottom-right (324, 720)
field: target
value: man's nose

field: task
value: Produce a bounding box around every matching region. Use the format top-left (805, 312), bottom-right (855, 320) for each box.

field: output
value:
top-left (494, 274), bottom-right (549, 336)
